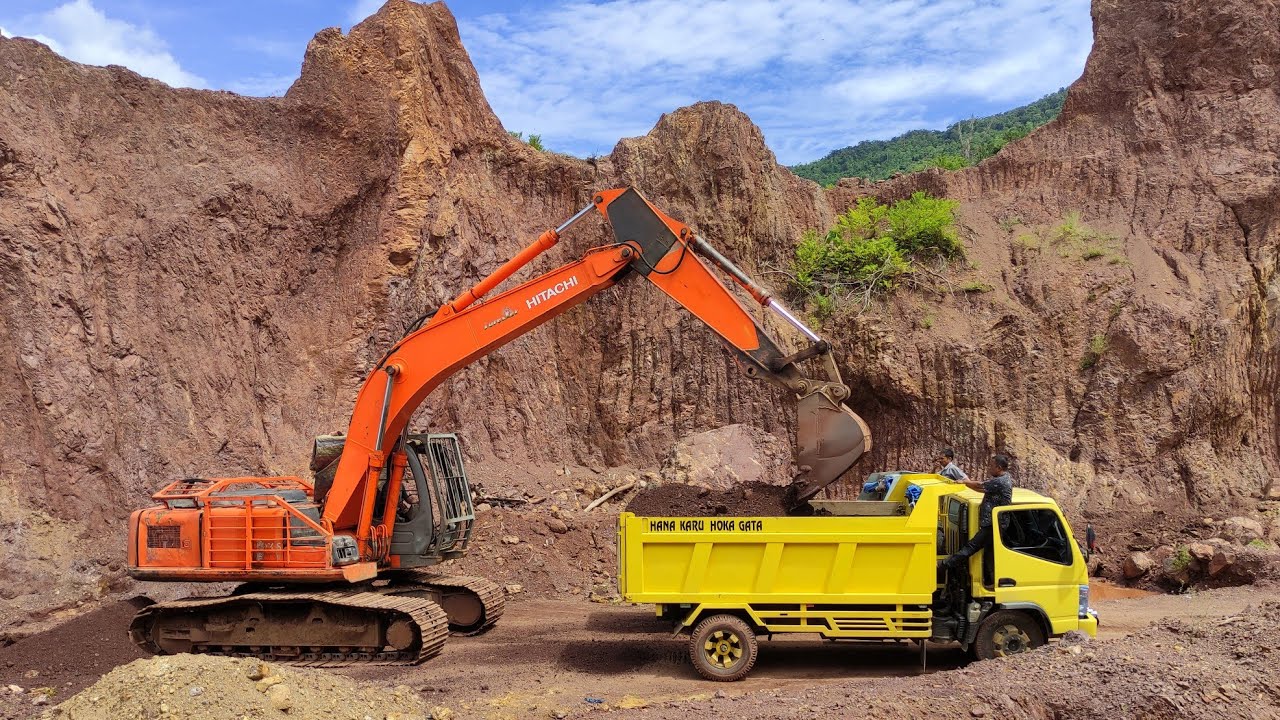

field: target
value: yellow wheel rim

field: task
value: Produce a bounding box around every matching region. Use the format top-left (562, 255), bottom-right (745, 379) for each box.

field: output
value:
top-left (703, 629), bottom-right (744, 669)
top-left (990, 625), bottom-right (1032, 656)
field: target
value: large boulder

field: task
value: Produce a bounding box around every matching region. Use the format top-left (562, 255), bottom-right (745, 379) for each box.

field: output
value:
top-left (1122, 552), bottom-right (1153, 579)
top-left (1220, 517), bottom-right (1266, 544)
top-left (660, 424), bottom-right (794, 490)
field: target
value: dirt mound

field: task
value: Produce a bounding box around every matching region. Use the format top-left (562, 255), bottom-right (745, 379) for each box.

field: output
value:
top-left (613, 601), bottom-right (1280, 719)
top-left (0, 597), bottom-right (149, 696)
top-left (47, 655), bottom-right (431, 720)
top-left (625, 482), bottom-right (791, 517)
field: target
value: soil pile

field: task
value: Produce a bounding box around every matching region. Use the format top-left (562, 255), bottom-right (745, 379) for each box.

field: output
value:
top-left (0, 597), bottom-right (149, 694)
top-left (625, 483), bottom-right (792, 517)
top-left (44, 655), bottom-right (431, 720)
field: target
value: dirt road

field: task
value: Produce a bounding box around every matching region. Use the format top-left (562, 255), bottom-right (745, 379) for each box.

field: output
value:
top-left (2, 581), bottom-right (1275, 719)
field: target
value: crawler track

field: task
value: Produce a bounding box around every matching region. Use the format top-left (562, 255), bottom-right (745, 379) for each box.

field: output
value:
top-left (384, 571), bottom-right (506, 635)
top-left (128, 589), bottom-right (449, 667)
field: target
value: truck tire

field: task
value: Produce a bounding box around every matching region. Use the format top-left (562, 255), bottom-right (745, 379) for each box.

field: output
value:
top-left (973, 610), bottom-right (1045, 660)
top-left (689, 614), bottom-right (758, 681)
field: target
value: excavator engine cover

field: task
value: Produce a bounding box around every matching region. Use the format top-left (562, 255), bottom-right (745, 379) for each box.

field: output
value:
top-left (792, 392), bottom-right (871, 504)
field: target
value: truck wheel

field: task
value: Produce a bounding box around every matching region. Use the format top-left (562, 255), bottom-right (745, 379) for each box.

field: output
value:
top-left (689, 614), bottom-right (758, 681)
top-left (973, 610), bottom-right (1045, 660)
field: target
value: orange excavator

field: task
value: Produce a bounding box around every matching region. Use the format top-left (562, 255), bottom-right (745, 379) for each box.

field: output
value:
top-left (126, 187), bottom-right (871, 665)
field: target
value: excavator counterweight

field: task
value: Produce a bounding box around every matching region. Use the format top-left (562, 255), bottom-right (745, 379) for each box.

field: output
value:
top-left (126, 187), bottom-right (871, 665)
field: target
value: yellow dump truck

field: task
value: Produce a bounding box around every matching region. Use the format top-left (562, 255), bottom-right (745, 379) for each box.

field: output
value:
top-left (617, 474), bottom-right (1099, 680)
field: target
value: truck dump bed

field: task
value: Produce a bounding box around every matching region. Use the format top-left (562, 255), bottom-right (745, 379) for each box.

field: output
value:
top-left (617, 480), bottom-right (955, 638)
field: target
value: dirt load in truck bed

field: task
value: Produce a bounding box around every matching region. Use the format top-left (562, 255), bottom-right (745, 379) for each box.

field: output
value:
top-left (624, 482), bottom-right (793, 517)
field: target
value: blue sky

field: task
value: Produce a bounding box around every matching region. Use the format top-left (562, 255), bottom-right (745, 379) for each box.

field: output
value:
top-left (0, 0), bottom-right (1093, 164)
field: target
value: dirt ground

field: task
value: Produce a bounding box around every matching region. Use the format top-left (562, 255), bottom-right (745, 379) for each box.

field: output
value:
top-left (1, 581), bottom-right (1275, 720)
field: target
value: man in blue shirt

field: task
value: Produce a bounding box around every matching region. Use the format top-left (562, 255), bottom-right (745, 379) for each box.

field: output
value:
top-left (939, 454), bottom-right (1015, 572)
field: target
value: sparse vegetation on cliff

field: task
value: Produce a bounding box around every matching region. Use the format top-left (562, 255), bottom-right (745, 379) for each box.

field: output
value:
top-left (1080, 333), bottom-right (1109, 370)
top-left (792, 192), bottom-right (960, 316)
top-left (508, 130), bottom-right (544, 151)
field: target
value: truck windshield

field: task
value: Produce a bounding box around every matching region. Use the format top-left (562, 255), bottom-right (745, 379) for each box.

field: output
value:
top-left (998, 508), bottom-right (1071, 565)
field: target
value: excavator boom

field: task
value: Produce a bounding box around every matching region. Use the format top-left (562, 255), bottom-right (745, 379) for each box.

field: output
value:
top-left (320, 187), bottom-right (869, 553)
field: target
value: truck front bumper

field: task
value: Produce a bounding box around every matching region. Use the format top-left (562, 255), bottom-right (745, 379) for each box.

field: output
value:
top-left (1078, 609), bottom-right (1099, 637)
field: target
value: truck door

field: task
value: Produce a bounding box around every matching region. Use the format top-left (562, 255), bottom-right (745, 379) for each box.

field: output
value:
top-left (990, 505), bottom-right (1084, 634)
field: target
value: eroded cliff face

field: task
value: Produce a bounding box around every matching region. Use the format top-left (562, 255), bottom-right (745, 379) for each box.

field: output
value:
top-left (0, 0), bottom-right (1275, 623)
top-left (829, 0), bottom-right (1280, 522)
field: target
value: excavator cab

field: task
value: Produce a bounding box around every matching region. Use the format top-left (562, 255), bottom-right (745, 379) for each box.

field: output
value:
top-left (311, 432), bottom-right (476, 569)
top-left (390, 434), bottom-right (475, 566)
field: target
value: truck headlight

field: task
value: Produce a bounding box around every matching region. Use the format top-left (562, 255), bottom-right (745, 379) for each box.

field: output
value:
top-left (1078, 584), bottom-right (1090, 619)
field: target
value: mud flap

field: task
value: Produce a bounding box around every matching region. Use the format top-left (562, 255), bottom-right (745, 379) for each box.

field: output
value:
top-left (790, 391), bottom-right (871, 504)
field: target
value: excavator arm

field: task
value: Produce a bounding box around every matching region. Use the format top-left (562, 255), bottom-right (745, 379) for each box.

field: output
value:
top-left (319, 188), bottom-right (870, 558)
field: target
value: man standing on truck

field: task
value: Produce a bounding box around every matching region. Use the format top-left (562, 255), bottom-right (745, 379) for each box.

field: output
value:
top-left (936, 448), bottom-right (968, 482)
top-left (939, 454), bottom-right (1015, 571)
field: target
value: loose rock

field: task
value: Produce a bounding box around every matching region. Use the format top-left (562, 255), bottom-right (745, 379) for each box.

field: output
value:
top-left (1123, 552), bottom-right (1153, 579)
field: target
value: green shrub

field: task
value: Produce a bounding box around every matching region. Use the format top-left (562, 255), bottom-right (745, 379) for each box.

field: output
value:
top-left (508, 130), bottom-right (545, 151)
top-left (915, 154), bottom-right (969, 172)
top-left (1171, 546), bottom-right (1192, 572)
top-left (1053, 211), bottom-right (1087, 243)
top-left (1082, 246), bottom-right (1105, 260)
top-left (794, 229), bottom-right (909, 291)
top-left (1089, 334), bottom-right (1108, 355)
top-left (1079, 333), bottom-right (1109, 371)
top-left (1013, 234), bottom-right (1040, 250)
top-left (832, 197), bottom-right (890, 241)
top-left (792, 192), bottom-right (959, 314)
top-left (887, 192), bottom-right (962, 257)
top-left (960, 281), bottom-right (993, 293)
top-left (1248, 539), bottom-right (1270, 549)
top-left (811, 292), bottom-right (835, 321)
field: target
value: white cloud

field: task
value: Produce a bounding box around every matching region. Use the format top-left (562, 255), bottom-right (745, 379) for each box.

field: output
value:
top-left (0, 25), bottom-right (8, 37)
top-left (233, 36), bottom-right (304, 60)
top-left (348, 0), bottom-right (386, 25)
top-left (459, 0), bottom-right (1093, 164)
top-left (4, 0), bottom-right (204, 88)
top-left (227, 73), bottom-right (296, 97)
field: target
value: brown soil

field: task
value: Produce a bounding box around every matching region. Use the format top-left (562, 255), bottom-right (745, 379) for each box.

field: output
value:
top-left (612, 598), bottom-right (1280, 720)
top-left (2, 585), bottom-right (1272, 720)
top-left (0, 597), bottom-right (150, 692)
top-left (624, 483), bottom-right (792, 517)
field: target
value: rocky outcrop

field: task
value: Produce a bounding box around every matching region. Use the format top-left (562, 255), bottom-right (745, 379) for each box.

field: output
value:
top-left (0, 0), bottom-right (1277, 622)
top-left (823, 0), bottom-right (1280, 524)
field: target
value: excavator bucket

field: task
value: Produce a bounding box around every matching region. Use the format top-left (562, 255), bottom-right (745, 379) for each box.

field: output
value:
top-left (790, 392), bottom-right (872, 506)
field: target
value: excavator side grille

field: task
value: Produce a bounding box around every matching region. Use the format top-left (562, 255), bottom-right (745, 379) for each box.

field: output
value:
top-left (146, 524), bottom-right (182, 549)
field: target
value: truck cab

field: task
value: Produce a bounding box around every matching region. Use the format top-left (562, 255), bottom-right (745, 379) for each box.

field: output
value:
top-left (616, 473), bottom-right (1098, 681)
top-left (932, 483), bottom-right (1099, 657)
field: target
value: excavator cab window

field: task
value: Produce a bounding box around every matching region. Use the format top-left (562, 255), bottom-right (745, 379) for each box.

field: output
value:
top-left (389, 434), bottom-right (475, 566)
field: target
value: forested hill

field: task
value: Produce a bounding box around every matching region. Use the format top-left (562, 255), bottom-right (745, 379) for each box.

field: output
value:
top-left (791, 89), bottom-right (1067, 185)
